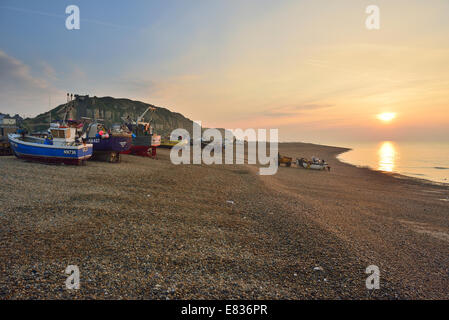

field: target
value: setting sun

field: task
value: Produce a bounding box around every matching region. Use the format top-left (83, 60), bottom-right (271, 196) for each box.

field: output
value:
top-left (377, 112), bottom-right (397, 122)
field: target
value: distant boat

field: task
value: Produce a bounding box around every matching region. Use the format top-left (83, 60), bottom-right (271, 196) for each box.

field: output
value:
top-left (8, 123), bottom-right (93, 165)
top-left (296, 157), bottom-right (330, 171)
top-left (160, 138), bottom-right (188, 149)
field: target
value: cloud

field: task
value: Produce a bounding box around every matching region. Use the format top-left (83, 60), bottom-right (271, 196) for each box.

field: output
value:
top-left (0, 50), bottom-right (47, 90)
top-left (0, 50), bottom-right (64, 116)
top-left (291, 104), bottom-right (334, 111)
top-left (258, 103), bottom-right (334, 118)
top-left (40, 61), bottom-right (57, 80)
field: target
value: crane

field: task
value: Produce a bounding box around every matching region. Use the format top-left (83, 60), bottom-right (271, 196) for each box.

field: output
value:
top-left (137, 106), bottom-right (156, 124)
top-left (122, 106), bottom-right (156, 125)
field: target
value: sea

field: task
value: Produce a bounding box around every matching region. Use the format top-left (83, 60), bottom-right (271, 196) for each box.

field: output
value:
top-left (337, 141), bottom-right (449, 184)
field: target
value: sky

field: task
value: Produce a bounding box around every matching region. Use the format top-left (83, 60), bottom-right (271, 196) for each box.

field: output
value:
top-left (1, 0), bottom-right (448, 144)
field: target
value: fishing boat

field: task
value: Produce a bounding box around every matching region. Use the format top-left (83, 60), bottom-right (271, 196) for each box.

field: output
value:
top-left (160, 137), bottom-right (189, 149)
top-left (121, 106), bottom-right (160, 157)
top-left (296, 157), bottom-right (330, 171)
top-left (8, 123), bottom-right (93, 165)
top-left (83, 120), bottom-right (132, 162)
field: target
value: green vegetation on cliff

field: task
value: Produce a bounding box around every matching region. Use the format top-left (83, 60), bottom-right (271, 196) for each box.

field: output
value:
top-left (22, 96), bottom-right (194, 137)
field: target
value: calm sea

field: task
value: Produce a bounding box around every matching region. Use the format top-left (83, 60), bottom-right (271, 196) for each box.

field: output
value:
top-left (337, 141), bottom-right (449, 184)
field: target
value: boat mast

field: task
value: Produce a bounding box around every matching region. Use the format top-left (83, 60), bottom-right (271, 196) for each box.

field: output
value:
top-left (63, 93), bottom-right (74, 125)
top-left (49, 95), bottom-right (51, 125)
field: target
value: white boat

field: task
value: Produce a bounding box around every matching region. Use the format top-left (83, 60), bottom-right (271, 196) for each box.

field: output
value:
top-left (296, 158), bottom-right (330, 171)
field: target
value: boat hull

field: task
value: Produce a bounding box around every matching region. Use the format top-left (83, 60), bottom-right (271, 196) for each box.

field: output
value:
top-left (296, 158), bottom-right (328, 170)
top-left (160, 139), bottom-right (188, 149)
top-left (133, 135), bottom-right (152, 147)
top-left (304, 163), bottom-right (327, 170)
top-left (120, 135), bottom-right (153, 157)
top-left (8, 134), bottom-right (93, 165)
top-left (86, 135), bottom-right (132, 153)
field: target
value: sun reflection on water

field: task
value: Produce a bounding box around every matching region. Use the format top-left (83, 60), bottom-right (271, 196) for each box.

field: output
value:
top-left (378, 141), bottom-right (396, 172)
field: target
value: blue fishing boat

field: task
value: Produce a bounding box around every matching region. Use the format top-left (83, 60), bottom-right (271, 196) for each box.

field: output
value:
top-left (8, 123), bottom-right (93, 165)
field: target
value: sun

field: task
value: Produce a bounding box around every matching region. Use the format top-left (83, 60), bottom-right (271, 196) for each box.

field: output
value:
top-left (377, 112), bottom-right (396, 122)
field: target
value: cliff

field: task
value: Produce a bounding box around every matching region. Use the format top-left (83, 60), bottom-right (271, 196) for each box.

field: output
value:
top-left (22, 96), bottom-right (194, 137)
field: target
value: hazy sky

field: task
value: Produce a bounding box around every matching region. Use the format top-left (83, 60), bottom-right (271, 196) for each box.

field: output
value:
top-left (1, 0), bottom-right (448, 144)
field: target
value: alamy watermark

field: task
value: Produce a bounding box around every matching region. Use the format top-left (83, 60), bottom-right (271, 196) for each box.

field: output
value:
top-left (169, 122), bottom-right (279, 175)
top-left (65, 5), bottom-right (80, 30)
top-left (365, 5), bottom-right (380, 30)
top-left (64, 5), bottom-right (379, 31)
top-left (65, 265), bottom-right (80, 290)
top-left (365, 265), bottom-right (380, 289)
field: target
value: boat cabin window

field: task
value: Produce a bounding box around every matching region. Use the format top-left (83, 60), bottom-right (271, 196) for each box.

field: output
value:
top-left (51, 129), bottom-right (71, 139)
